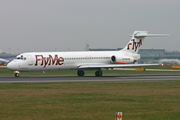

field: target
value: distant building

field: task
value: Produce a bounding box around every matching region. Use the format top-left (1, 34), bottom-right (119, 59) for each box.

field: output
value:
top-left (89, 48), bottom-right (122, 51)
top-left (86, 44), bottom-right (89, 51)
top-left (138, 49), bottom-right (165, 56)
top-left (89, 48), bottom-right (165, 57)
top-left (89, 48), bottom-right (117, 51)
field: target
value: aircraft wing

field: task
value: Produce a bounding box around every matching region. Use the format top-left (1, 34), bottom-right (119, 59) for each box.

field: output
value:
top-left (79, 64), bottom-right (159, 69)
top-left (0, 58), bottom-right (13, 63)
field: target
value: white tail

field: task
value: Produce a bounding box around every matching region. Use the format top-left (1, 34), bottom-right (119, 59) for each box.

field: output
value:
top-left (122, 31), bottom-right (170, 54)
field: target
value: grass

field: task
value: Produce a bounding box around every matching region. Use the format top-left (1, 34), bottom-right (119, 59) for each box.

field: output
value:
top-left (0, 65), bottom-right (180, 119)
top-left (0, 65), bottom-right (180, 76)
top-left (0, 81), bottom-right (180, 120)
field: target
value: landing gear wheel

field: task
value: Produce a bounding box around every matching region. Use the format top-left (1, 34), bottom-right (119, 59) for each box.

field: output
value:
top-left (77, 70), bottom-right (85, 76)
top-left (14, 71), bottom-right (20, 77)
top-left (15, 73), bottom-right (19, 77)
top-left (95, 70), bottom-right (102, 77)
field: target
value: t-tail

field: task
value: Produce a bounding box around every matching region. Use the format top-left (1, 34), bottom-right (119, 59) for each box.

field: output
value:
top-left (122, 31), bottom-right (170, 54)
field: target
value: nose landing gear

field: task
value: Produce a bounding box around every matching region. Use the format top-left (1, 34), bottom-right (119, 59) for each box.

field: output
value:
top-left (14, 71), bottom-right (20, 77)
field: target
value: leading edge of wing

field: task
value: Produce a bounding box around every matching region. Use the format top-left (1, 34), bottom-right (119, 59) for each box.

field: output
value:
top-left (79, 64), bottom-right (159, 69)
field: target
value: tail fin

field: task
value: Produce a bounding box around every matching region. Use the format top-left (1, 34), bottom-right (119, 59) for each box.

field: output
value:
top-left (122, 31), bottom-right (170, 54)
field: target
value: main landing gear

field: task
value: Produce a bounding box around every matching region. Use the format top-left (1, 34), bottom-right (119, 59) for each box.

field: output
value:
top-left (77, 70), bottom-right (85, 76)
top-left (14, 71), bottom-right (20, 77)
top-left (77, 70), bottom-right (103, 77)
top-left (95, 70), bottom-right (102, 77)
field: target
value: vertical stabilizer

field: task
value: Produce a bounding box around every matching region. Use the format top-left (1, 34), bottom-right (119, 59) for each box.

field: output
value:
top-left (122, 31), bottom-right (170, 54)
top-left (122, 31), bottom-right (148, 54)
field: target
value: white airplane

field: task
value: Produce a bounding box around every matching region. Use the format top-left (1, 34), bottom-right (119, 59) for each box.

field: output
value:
top-left (0, 58), bottom-right (13, 64)
top-left (0, 58), bottom-right (10, 63)
top-left (159, 59), bottom-right (180, 65)
top-left (7, 31), bottom-right (170, 77)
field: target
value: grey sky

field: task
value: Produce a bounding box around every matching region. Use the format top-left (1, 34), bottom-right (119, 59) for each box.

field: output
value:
top-left (0, 0), bottom-right (180, 53)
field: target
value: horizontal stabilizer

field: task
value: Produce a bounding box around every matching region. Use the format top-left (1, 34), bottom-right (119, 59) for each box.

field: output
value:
top-left (135, 34), bottom-right (171, 37)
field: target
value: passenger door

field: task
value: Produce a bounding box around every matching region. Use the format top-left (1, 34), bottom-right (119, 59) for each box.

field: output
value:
top-left (27, 55), bottom-right (33, 66)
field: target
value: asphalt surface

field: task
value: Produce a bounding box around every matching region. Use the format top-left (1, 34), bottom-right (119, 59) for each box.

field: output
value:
top-left (0, 74), bottom-right (180, 83)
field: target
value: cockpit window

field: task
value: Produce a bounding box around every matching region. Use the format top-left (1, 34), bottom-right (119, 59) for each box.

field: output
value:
top-left (16, 55), bottom-right (27, 60)
top-left (21, 55), bottom-right (23, 60)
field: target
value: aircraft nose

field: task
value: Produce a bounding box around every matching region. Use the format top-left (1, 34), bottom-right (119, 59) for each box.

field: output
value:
top-left (7, 62), bottom-right (17, 71)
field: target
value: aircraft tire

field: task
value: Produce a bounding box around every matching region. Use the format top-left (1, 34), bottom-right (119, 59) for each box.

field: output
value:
top-left (95, 70), bottom-right (102, 77)
top-left (15, 73), bottom-right (19, 77)
top-left (77, 70), bottom-right (85, 76)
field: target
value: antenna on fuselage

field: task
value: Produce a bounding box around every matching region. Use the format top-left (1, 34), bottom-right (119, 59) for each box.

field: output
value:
top-left (85, 40), bottom-right (89, 51)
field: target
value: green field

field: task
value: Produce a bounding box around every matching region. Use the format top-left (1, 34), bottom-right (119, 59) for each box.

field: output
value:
top-left (0, 81), bottom-right (180, 120)
top-left (0, 66), bottom-right (180, 119)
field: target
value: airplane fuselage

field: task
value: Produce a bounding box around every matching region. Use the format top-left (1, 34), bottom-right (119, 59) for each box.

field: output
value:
top-left (8, 51), bottom-right (136, 72)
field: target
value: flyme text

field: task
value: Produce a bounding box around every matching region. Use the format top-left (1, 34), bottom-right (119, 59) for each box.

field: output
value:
top-left (35, 55), bottom-right (64, 67)
top-left (127, 39), bottom-right (142, 52)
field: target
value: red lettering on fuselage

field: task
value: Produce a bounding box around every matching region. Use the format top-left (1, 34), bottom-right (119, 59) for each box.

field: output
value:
top-left (35, 55), bottom-right (64, 67)
top-left (127, 39), bottom-right (142, 52)
top-left (35, 55), bottom-right (43, 66)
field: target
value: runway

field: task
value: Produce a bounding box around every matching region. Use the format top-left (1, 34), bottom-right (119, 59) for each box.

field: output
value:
top-left (0, 74), bottom-right (180, 83)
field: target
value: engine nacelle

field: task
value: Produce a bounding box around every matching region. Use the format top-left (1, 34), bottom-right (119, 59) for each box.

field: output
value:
top-left (111, 55), bottom-right (135, 64)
